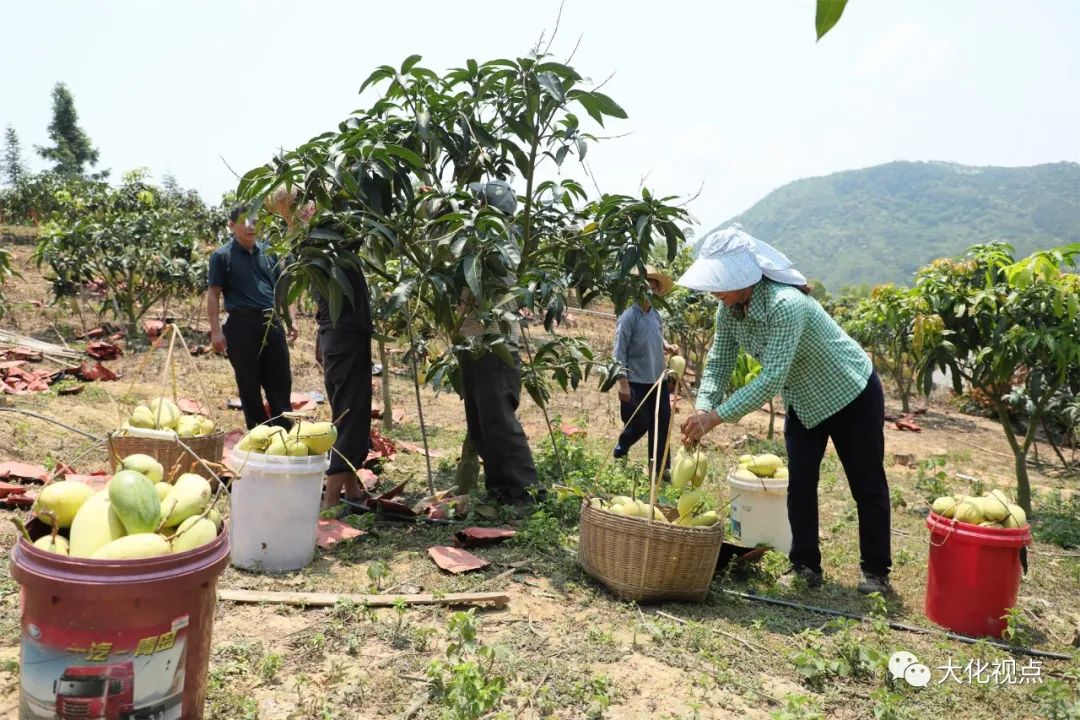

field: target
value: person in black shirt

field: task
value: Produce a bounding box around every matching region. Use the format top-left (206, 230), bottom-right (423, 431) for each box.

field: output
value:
top-left (314, 264), bottom-right (374, 511)
top-left (207, 204), bottom-right (297, 430)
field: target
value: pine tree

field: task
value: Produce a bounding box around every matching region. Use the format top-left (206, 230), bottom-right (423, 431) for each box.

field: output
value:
top-left (36, 82), bottom-right (100, 176)
top-left (2, 125), bottom-right (26, 186)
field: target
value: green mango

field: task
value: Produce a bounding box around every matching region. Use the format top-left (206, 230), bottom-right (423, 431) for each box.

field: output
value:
top-left (170, 516), bottom-right (218, 553)
top-left (108, 470), bottom-right (162, 534)
top-left (160, 473), bottom-right (212, 528)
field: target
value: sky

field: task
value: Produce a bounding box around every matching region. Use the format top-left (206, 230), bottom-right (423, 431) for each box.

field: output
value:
top-left (2, 0), bottom-right (1077, 230)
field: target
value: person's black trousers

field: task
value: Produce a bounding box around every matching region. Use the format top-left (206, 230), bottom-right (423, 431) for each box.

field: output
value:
top-left (319, 328), bottom-right (373, 476)
top-left (614, 380), bottom-right (673, 472)
top-left (222, 311), bottom-right (293, 430)
top-left (784, 371), bottom-right (892, 577)
top-left (458, 350), bottom-right (539, 501)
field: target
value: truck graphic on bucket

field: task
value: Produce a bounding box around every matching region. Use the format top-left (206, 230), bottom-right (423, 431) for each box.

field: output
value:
top-left (53, 660), bottom-right (181, 720)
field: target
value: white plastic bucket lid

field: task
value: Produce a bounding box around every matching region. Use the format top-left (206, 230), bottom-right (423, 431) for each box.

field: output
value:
top-left (229, 447), bottom-right (330, 476)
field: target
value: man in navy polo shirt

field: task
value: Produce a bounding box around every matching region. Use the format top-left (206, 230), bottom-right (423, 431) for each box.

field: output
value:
top-left (207, 203), bottom-right (297, 429)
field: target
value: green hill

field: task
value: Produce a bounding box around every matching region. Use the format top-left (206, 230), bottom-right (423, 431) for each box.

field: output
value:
top-left (726, 161), bottom-right (1080, 291)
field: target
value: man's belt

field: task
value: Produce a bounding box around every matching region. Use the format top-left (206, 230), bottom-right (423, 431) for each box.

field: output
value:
top-left (227, 308), bottom-right (277, 319)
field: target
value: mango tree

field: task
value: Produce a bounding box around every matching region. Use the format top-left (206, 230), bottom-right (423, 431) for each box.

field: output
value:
top-left (236, 52), bottom-right (689, 484)
top-left (0, 245), bottom-right (15, 319)
top-left (33, 170), bottom-right (214, 341)
top-left (914, 242), bottom-right (1080, 513)
top-left (842, 284), bottom-right (924, 412)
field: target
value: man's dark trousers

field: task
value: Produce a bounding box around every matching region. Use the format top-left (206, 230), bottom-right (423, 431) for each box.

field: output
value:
top-left (319, 328), bottom-right (372, 476)
top-left (784, 371), bottom-right (892, 577)
top-left (614, 380), bottom-right (672, 473)
top-left (458, 350), bottom-right (538, 501)
top-left (223, 310), bottom-right (293, 430)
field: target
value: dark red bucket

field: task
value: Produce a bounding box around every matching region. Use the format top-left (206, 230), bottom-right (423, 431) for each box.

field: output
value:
top-left (925, 511), bottom-right (1031, 638)
top-left (10, 529), bottom-right (229, 719)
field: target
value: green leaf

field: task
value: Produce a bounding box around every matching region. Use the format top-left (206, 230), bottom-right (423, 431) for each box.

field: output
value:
top-left (490, 339), bottom-right (514, 368)
top-left (537, 72), bottom-right (565, 103)
top-left (309, 227), bottom-right (345, 243)
top-left (589, 92), bottom-right (627, 119)
top-left (400, 54), bottom-right (423, 74)
top-left (383, 144), bottom-right (425, 168)
top-left (330, 265), bottom-right (356, 310)
top-left (464, 254), bottom-right (483, 299)
top-left (359, 65), bottom-right (395, 94)
top-left (328, 279), bottom-right (343, 326)
top-left (389, 278), bottom-right (416, 313)
top-left (815, 0), bottom-right (849, 40)
top-left (575, 136), bottom-right (587, 160)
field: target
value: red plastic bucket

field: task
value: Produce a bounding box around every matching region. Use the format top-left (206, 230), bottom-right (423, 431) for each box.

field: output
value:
top-left (10, 529), bottom-right (229, 719)
top-left (925, 511), bottom-right (1031, 638)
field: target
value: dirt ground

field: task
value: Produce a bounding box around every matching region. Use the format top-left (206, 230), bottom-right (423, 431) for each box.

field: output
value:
top-left (0, 236), bottom-right (1077, 719)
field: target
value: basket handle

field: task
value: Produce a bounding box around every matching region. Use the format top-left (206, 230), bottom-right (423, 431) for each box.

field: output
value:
top-left (116, 323), bottom-right (219, 429)
top-left (592, 372), bottom-right (667, 498)
top-left (648, 371), bottom-right (673, 524)
top-left (168, 325), bottom-right (221, 428)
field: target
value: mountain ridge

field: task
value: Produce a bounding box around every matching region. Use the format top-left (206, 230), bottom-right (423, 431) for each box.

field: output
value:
top-left (722, 160), bottom-right (1080, 291)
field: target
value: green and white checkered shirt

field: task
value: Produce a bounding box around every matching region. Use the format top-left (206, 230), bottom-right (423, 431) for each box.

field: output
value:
top-left (695, 281), bottom-right (872, 429)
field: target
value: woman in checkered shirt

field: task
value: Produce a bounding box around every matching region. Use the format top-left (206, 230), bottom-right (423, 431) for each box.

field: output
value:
top-left (676, 224), bottom-right (892, 596)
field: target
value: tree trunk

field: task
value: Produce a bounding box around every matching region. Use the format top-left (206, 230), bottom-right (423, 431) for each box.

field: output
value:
top-left (454, 433), bottom-right (480, 493)
top-left (995, 402), bottom-right (1032, 514)
top-left (1014, 450), bottom-right (1032, 515)
top-left (378, 338), bottom-right (393, 432)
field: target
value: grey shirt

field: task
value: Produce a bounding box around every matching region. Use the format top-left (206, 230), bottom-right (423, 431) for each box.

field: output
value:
top-left (613, 303), bottom-right (667, 383)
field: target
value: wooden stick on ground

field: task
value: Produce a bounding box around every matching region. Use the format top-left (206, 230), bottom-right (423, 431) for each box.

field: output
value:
top-left (218, 588), bottom-right (509, 609)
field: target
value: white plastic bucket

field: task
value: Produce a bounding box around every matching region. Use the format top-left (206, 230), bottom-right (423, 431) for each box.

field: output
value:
top-left (727, 470), bottom-right (792, 554)
top-left (228, 448), bottom-right (329, 572)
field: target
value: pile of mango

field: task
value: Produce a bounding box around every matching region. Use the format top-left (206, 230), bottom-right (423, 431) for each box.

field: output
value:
top-left (588, 492), bottom-right (719, 527)
top-left (29, 453), bottom-right (221, 559)
top-left (731, 453), bottom-right (788, 482)
top-left (121, 397), bottom-right (215, 438)
top-left (931, 489), bottom-right (1028, 529)
top-left (671, 449), bottom-right (708, 490)
top-left (235, 421), bottom-right (338, 456)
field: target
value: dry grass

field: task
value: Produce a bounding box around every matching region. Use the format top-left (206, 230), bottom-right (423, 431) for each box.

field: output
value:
top-left (0, 246), bottom-right (1077, 719)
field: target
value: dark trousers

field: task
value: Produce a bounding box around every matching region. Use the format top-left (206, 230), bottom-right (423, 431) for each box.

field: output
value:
top-left (319, 328), bottom-right (373, 476)
top-left (222, 312), bottom-right (293, 430)
top-left (459, 350), bottom-right (538, 499)
top-left (785, 371), bottom-right (892, 577)
top-left (614, 380), bottom-right (672, 472)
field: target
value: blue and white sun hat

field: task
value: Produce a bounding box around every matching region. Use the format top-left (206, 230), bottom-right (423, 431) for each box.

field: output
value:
top-left (676, 223), bottom-right (807, 292)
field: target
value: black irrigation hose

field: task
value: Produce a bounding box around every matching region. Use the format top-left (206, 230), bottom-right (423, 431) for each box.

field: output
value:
top-left (721, 589), bottom-right (1074, 661)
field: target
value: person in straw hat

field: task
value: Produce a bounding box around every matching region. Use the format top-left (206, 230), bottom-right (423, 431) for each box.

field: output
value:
top-left (611, 265), bottom-right (680, 481)
top-left (676, 224), bottom-right (892, 595)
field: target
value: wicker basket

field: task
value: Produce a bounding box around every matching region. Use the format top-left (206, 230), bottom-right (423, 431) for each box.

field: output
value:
top-left (579, 499), bottom-right (725, 603)
top-left (107, 431), bottom-right (226, 484)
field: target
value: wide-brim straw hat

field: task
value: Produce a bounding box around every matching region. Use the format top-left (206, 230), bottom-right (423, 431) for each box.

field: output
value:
top-left (644, 265), bottom-right (674, 296)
